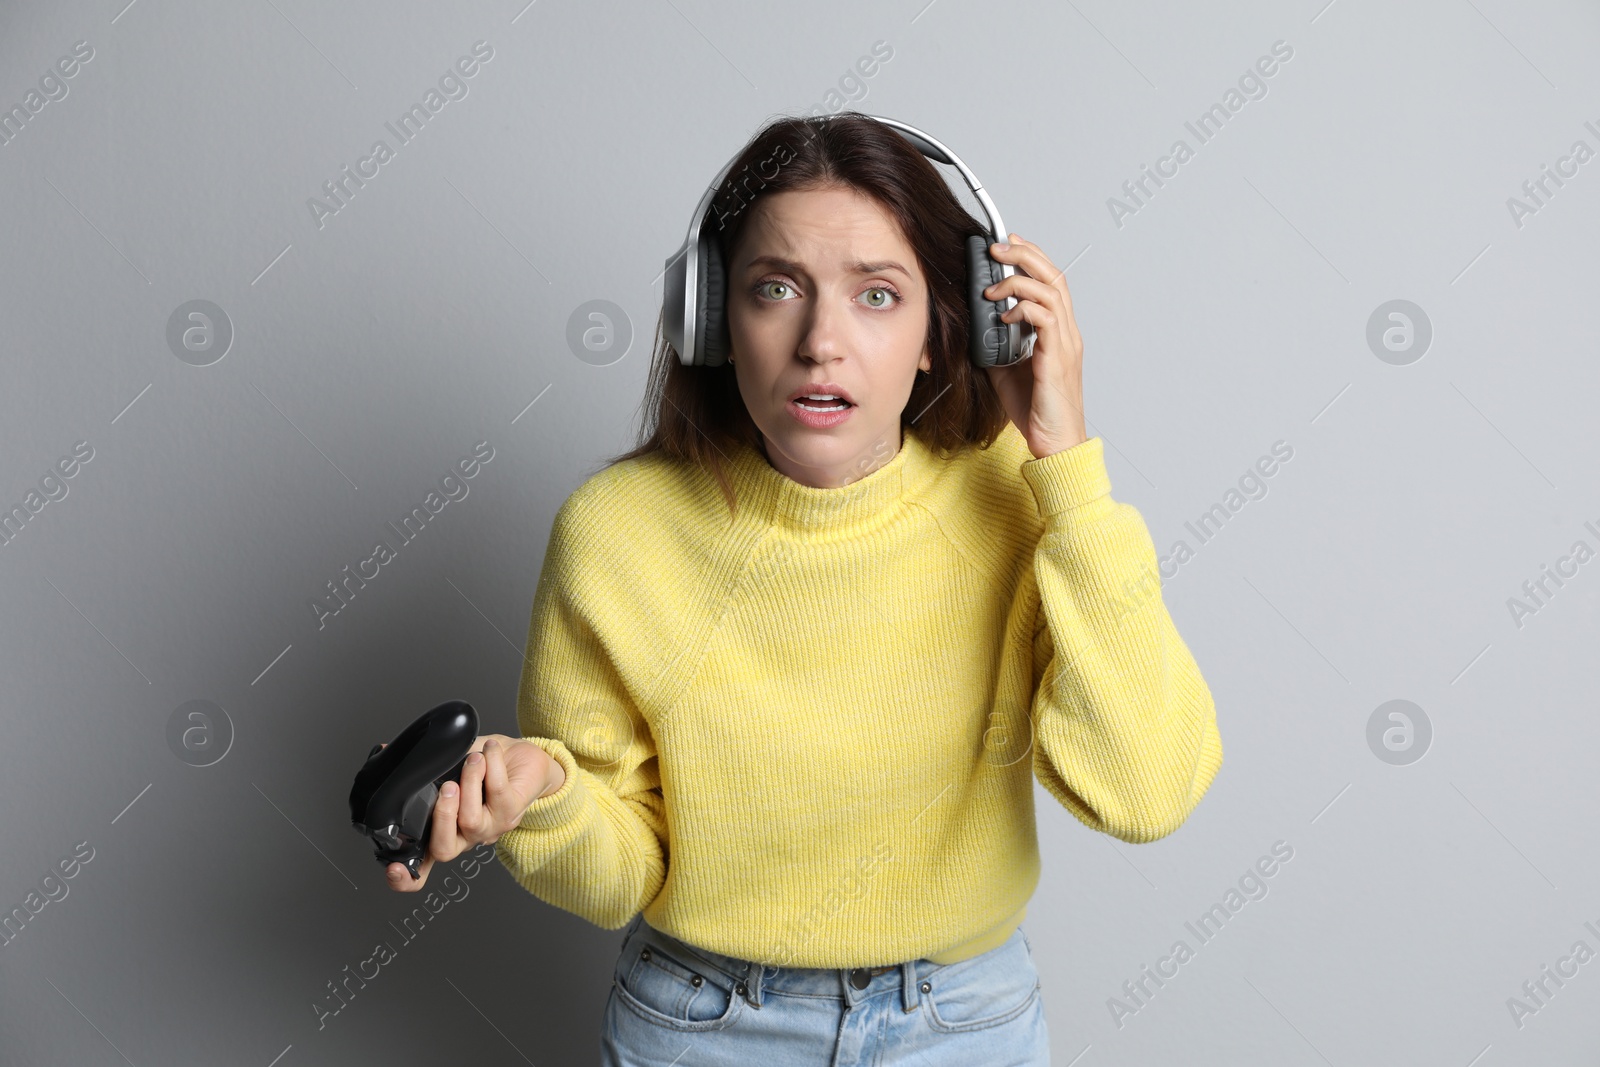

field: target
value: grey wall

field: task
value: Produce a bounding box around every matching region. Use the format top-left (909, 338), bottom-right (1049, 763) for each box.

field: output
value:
top-left (2, 0), bottom-right (1597, 1063)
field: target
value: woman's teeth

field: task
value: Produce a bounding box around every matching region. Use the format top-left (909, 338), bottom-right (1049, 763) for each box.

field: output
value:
top-left (795, 396), bottom-right (850, 411)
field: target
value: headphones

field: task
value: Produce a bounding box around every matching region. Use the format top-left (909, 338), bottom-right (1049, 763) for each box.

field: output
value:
top-left (662, 113), bottom-right (1037, 371)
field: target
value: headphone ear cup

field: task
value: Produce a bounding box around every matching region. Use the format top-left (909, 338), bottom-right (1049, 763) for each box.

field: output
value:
top-left (965, 235), bottom-right (1015, 368)
top-left (697, 232), bottom-right (729, 367)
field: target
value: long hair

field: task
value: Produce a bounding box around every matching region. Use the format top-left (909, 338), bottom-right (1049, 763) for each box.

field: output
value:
top-left (604, 111), bottom-right (1011, 515)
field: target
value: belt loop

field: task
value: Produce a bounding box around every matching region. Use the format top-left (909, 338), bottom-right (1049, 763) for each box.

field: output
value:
top-left (740, 958), bottom-right (766, 1009)
top-left (901, 958), bottom-right (920, 1013)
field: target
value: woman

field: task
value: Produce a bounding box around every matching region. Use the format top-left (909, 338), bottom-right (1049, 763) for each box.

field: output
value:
top-left (387, 112), bottom-right (1223, 1065)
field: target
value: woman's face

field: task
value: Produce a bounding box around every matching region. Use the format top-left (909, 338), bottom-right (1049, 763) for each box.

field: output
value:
top-left (725, 183), bottom-right (931, 489)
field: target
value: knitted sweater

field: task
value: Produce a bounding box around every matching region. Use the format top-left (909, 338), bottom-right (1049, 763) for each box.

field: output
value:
top-left (493, 421), bottom-right (1223, 968)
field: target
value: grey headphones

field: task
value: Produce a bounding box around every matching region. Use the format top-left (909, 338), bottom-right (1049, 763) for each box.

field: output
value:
top-left (662, 113), bottom-right (1037, 371)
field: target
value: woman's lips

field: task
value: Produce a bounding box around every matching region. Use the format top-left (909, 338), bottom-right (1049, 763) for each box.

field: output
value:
top-left (787, 397), bottom-right (855, 428)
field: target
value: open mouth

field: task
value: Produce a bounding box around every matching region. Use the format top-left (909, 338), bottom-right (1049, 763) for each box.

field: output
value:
top-left (792, 397), bottom-right (853, 412)
top-left (787, 394), bottom-right (857, 427)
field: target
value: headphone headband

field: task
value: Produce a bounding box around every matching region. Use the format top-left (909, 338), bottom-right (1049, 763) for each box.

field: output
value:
top-left (663, 113), bottom-right (1035, 369)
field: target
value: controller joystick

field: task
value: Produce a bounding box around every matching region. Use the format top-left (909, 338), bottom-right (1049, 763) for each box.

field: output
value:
top-left (349, 700), bottom-right (479, 880)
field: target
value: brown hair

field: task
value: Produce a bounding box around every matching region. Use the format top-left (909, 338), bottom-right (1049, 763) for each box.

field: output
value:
top-left (604, 110), bottom-right (1010, 515)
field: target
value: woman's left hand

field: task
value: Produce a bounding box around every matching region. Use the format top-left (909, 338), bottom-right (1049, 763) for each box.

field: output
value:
top-left (981, 233), bottom-right (1088, 459)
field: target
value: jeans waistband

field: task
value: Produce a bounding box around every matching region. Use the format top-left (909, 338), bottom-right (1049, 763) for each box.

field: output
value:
top-left (631, 916), bottom-right (945, 1015)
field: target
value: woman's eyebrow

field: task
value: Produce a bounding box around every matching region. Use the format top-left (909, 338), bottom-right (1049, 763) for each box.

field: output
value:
top-left (743, 255), bottom-right (912, 279)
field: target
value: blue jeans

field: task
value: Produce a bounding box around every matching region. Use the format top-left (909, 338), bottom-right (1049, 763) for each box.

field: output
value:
top-left (600, 914), bottom-right (1051, 1065)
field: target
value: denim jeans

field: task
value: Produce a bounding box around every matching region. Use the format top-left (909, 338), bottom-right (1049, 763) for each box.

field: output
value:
top-left (600, 913), bottom-right (1051, 1065)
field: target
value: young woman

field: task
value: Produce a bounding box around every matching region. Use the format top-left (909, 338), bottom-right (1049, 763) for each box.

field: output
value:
top-left (386, 112), bottom-right (1223, 1065)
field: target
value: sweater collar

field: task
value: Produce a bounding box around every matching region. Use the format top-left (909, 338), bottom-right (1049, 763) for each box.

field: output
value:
top-left (727, 426), bottom-right (928, 533)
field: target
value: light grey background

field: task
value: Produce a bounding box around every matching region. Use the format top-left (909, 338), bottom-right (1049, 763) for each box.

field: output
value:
top-left (2, 0), bottom-right (1597, 1063)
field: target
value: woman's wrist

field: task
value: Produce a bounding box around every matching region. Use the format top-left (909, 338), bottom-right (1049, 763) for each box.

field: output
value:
top-left (536, 747), bottom-right (567, 799)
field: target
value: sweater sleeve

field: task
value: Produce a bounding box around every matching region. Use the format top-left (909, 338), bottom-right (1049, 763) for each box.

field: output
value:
top-left (492, 496), bottom-right (668, 929)
top-left (1018, 436), bottom-right (1223, 843)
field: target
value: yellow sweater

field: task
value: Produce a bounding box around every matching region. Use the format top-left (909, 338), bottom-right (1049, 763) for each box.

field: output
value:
top-left (494, 421), bottom-right (1222, 968)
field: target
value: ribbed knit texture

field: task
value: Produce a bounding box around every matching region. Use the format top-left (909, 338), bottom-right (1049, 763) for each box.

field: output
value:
top-left (493, 421), bottom-right (1223, 968)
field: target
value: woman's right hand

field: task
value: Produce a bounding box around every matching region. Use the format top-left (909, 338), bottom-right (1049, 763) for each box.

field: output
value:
top-left (382, 733), bottom-right (564, 892)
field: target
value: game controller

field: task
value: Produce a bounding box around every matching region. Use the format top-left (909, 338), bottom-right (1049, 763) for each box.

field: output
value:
top-left (349, 699), bottom-right (480, 880)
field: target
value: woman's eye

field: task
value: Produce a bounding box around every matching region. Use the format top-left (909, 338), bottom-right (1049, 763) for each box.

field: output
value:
top-left (859, 286), bottom-right (899, 309)
top-left (753, 281), bottom-right (898, 307)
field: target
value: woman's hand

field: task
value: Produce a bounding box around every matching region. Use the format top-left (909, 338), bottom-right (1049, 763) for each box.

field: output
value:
top-left (383, 733), bottom-right (563, 892)
top-left (981, 233), bottom-right (1088, 459)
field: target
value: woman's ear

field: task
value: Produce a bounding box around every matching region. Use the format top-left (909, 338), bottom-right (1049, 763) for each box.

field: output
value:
top-left (918, 347), bottom-right (931, 373)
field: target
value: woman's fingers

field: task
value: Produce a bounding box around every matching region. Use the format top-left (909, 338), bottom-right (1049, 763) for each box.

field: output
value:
top-left (480, 739), bottom-right (512, 836)
top-left (986, 272), bottom-right (1062, 325)
top-left (982, 234), bottom-right (1089, 456)
top-left (456, 746), bottom-right (487, 840)
top-left (996, 233), bottom-right (1064, 289)
top-left (387, 854), bottom-right (434, 891)
top-left (428, 777), bottom-right (463, 864)
top-left (381, 734), bottom-right (517, 891)
top-left (991, 237), bottom-right (1082, 352)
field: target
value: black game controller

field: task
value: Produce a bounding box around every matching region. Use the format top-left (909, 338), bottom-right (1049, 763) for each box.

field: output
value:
top-left (349, 700), bottom-right (480, 880)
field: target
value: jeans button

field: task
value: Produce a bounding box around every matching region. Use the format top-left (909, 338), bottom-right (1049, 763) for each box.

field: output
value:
top-left (849, 968), bottom-right (871, 989)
